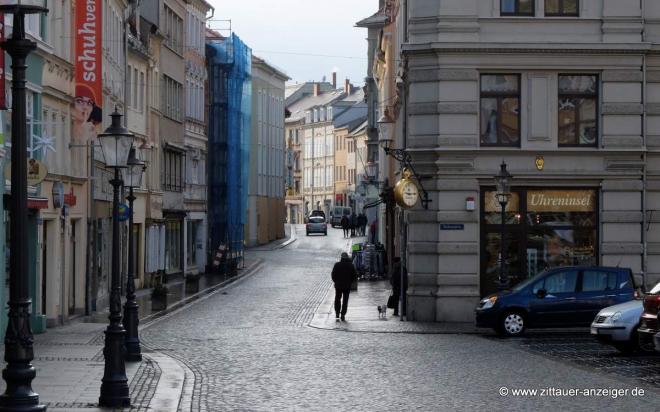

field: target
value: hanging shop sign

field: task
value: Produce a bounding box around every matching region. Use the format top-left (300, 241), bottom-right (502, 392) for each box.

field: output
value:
top-left (117, 203), bottom-right (130, 222)
top-left (393, 168), bottom-right (419, 209)
top-left (4, 158), bottom-right (48, 186)
top-left (527, 190), bottom-right (595, 212)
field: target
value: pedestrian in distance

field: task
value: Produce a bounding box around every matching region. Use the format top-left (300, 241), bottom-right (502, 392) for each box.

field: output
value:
top-left (332, 252), bottom-right (358, 321)
top-left (350, 212), bottom-right (357, 237)
top-left (369, 218), bottom-right (377, 244)
top-left (359, 213), bottom-right (367, 236)
top-left (341, 215), bottom-right (349, 238)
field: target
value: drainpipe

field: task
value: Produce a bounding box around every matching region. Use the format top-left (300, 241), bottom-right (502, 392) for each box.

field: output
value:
top-left (642, 53), bottom-right (648, 290)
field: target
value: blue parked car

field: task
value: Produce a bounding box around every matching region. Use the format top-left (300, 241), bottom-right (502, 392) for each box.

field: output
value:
top-left (475, 266), bottom-right (638, 336)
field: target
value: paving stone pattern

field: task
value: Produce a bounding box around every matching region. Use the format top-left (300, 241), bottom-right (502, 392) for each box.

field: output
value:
top-left (489, 332), bottom-right (660, 389)
top-left (140, 227), bottom-right (660, 411)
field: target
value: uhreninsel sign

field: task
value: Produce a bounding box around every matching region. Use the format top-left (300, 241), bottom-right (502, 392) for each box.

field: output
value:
top-left (527, 190), bottom-right (595, 212)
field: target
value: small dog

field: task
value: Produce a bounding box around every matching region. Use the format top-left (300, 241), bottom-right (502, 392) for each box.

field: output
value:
top-left (377, 304), bottom-right (387, 319)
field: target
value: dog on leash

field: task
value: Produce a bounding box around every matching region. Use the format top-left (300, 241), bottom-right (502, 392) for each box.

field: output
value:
top-left (377, 304), bottom-right (387, 319)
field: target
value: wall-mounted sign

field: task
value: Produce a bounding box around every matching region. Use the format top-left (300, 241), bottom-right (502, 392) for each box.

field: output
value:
top-left (64, 188), bottom-right (77, 207)
top-left (117, 203), bottom-right (130, 222)
top-left (527, 190), bottom-right (595, 212)
top-left (4, 158), bottom-right (48, 186)
top-left (52, 181), bottom-right (64, 208)
top-left (441, 223), bottom-right (464, 231)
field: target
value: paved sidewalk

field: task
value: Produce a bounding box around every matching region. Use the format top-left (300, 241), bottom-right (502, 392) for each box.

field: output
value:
top-left (0, 256), bottom-right (266, 410)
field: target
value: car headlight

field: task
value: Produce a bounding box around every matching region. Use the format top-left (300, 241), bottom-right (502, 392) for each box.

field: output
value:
top-left (611, 311), bottom-right (622, 322)
top-left (480, 296), bottom-right (497, 310)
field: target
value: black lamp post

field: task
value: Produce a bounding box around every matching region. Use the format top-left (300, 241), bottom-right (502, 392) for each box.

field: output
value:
top-left (0, 1), bottom-right (47, 410)
top-left (97, 109), bottom-right (134, 408)
top-left (123, 147), bottom-right (145, 362)
top-left (494, 161), bottom-right (512, 290)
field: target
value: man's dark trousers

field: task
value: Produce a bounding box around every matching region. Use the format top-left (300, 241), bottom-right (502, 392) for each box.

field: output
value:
top-left (334, 288), bottom-right (351, 316)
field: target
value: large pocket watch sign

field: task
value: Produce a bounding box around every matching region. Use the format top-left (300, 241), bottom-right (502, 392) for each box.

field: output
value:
top-left (4, 158), bottom-right (48, 186)
top-left (393, 168), bottom-right (419, 209)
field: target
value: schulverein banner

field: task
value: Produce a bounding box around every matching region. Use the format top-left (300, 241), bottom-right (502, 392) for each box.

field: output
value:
top-left (73, 0), bottom-right (102, 147)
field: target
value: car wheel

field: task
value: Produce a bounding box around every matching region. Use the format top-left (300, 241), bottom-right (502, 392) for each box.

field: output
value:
top-left (306, 232), bottom-right (309, 236)
top-left (324, 231), bottom-right (327, 236)
top-left (499, 311), bottom-right (526, 336)
top-left (633, 328), bottom-right (656, 354)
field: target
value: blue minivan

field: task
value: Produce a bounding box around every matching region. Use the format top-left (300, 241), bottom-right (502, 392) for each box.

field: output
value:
top-left (475, 266), bottom-right (637, 336)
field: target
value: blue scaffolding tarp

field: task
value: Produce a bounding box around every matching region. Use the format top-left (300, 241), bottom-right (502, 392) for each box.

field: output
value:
top-left (207, 34), bottom-right (252, 272)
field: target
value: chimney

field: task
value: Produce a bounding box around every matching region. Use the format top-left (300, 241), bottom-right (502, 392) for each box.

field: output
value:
top-left (344, 78), bottom-right (352, 95)
top-left (332, 72), bottom-right (337, 89)
top-left (313, 82), bottom-right (320, 96)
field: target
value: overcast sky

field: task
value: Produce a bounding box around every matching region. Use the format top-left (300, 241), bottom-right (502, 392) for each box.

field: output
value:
top-left (208, 0), bottom-right (378, 86)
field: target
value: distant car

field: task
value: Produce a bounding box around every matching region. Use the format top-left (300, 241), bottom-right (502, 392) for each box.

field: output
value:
top-left (591, 299), bottom-right (645, 353)
top-left (331, 207), bottom-right (351, 228)
top-left (306, 216), bottom-right (327, 236)
top-left (638, 282), bottom-right (660, 352)
top-left (475, 266), bottom-right (637, 336)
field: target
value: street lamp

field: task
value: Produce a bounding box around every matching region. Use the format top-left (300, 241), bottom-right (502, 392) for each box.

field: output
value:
top-left (97, 109), bottom-right (134, 408)
top-left (0, 0), bottom-right (48, 410)
top-left (494, 161), bottom-right (513, 290)
top-left (123, 147), bottom-right (145, 362)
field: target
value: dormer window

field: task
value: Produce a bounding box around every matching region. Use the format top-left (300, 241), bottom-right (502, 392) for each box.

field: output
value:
top-left (501, 0), bottom-right (534, 16)
top-left (320, 107), bottom-right (326, 122)
top-left (327, 107), bottom-right (333, 121)
top-left (313, 109), bottom-right (318, 123)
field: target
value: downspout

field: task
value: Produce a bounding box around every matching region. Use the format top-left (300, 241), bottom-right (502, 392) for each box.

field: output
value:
top-left (642, 18), bottom-right (648, 290)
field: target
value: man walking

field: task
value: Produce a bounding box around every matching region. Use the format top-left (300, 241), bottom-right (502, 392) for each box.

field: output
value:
top-left (341, 215), bottom-right (349, 238)
top-left (331, 252), bottom-right (358, 321)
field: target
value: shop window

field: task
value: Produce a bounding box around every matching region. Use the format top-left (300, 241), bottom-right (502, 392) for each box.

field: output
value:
top-left (480, 74), bottom-right (520, 146)
top-left (582, 270), bottom-right (617, 292)
top-left (545, 0), bottom-right (578, 16)
top-left (501, 0), bottom-right (534, 16)
top-left (558, 74), bottom-right (598, 146)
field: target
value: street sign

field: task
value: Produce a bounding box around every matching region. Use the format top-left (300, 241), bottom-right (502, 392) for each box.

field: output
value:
top-left (440, 223), bottom-right (464, 231)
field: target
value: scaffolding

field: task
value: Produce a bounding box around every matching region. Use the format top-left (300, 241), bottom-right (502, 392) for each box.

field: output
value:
top-left (206, 33), bottom-right (252, 273)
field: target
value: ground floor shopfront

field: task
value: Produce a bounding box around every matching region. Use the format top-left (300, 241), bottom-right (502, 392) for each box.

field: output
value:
top-left (406, 164), bottom-right (650, 323)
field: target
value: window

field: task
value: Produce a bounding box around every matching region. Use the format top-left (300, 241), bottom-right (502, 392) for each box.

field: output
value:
top-left (558, 75), bottom-right (598, 146)
top-left (545, 0), bottom-right (578, 16)
top-left (165, 220), bottom-right (181, 273)
top-left (163, 149), bottom-right (184, 192)
top-left (501, 0), bottom-right (534, 16)
top-left (162, 75), bottom-right (183, 122)
top-left (533, 270), bottom-right (578, 294)
top-left (480, 74), bottom-right (520, 146)
top-left (164, 6), bottom-right (183, 54)
top-left (582, 270), bottom-right (617, 292)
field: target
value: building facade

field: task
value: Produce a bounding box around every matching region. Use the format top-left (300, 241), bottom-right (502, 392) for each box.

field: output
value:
top-left (397, 0), bottom-right (660, 322)
top-left (247, 56), bottom-right (288, 246)
top-left (183, 0), bottom-right (212, 274)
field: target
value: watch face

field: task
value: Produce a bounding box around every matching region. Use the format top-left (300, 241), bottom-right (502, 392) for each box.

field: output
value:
top-left (402, 182), bottom-right (418, 206)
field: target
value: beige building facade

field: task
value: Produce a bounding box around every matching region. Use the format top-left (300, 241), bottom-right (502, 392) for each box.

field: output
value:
top-left (393, 0), bottom-right (660, 322)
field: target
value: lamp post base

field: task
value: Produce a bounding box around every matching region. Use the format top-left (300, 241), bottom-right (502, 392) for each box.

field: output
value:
top-left (123, 300), bottom-right (142, 362)
top-left (98, 325), bottom-right (130, 408)
top-left (0, 362), bottom-right (46, 412)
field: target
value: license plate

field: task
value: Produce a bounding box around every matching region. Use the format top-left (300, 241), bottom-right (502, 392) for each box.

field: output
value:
top-left (590, 327), bottom-right (598, 335)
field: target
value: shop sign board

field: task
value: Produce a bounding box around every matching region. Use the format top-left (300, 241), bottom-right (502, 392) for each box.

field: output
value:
top-left (527, 190), bottom-right (595, 212)
top-left (441, 223), bottom-right (464, 231)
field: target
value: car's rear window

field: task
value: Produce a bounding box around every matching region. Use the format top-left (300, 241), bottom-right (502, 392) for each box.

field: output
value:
top-left (309, 217), bottom-right (324, 223)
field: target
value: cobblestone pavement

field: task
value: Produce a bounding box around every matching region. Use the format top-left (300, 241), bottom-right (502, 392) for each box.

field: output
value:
top-left (488, 331), bottom-right (660, 389)
top-left (141, 225), bottom-right (660, 411)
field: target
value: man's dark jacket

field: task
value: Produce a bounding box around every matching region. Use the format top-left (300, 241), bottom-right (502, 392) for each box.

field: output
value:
top-left (332, 257), bottom-right (357, 290)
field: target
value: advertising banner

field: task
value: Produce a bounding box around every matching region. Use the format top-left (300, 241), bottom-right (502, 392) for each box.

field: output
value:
top-left (74, 0), bottom-right (102, 146)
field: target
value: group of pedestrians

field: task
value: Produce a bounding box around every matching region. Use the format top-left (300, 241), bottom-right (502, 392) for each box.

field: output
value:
top-left (340, 212), bottom-right (368, 238)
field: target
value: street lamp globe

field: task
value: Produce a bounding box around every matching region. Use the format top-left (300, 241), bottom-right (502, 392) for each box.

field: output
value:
top-left (377, 112), bottom-right (394, 149)
top-left (124, 147), bottom-right (146, 188)
top-left (98, 109), bottom-right (134, 168)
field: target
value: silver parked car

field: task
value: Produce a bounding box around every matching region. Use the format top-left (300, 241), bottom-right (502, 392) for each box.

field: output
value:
top-left (591, 299), bottom-right (646, 353)
top-left (306, 216), bottom-right (327, 236)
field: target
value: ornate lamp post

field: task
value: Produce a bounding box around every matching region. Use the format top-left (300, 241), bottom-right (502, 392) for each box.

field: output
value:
top-left (123, 147), bottom-right (145, 362)
top-left (494, 161), bottom-right (513, 290)
top-left (97, 109), bottom-right (134, 408)
top-left (0, 1), bottom-right (48, 410)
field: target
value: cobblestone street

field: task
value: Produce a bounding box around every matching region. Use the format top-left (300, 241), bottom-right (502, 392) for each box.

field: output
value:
top-left (140, 226), bottom-right (660, 411)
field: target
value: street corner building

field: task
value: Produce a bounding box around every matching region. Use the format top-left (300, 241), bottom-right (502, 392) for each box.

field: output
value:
top-left (371, 0), bottom-right (660, 322)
